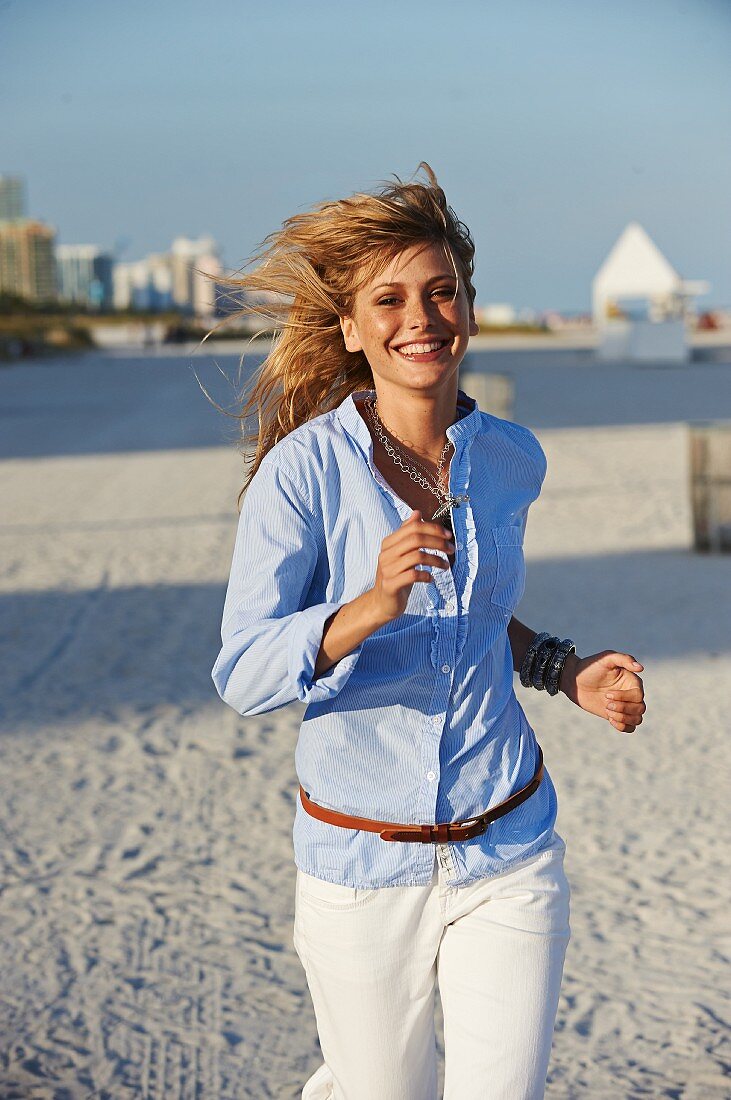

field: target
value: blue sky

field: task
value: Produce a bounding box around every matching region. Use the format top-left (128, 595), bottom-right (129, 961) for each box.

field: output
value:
top-left (2, 0), bottom-right (729, 311)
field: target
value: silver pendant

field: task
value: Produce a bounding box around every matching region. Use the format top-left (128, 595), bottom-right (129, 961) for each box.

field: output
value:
top-left (431, 493), bottom-right (469, 520)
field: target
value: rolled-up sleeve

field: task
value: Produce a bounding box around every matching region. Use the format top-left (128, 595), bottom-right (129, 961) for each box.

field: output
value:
top-left (211, 455), bottom-right (364, 716)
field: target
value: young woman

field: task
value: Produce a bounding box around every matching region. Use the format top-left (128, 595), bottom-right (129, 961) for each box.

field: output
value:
top-left (211, 164), bottom-right (646, 1100)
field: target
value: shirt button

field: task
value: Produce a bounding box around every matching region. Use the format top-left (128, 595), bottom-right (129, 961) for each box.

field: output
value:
top-left (456, 541), bottom-right (464, 551)
top-left (441, 663), bottom-right (451, 674)
top-left (427, 771), bottom-right (436, 782)
top-left (431, 715), bottom-right (441, 726)
top-left (445, 599), bottom-right (455, 612)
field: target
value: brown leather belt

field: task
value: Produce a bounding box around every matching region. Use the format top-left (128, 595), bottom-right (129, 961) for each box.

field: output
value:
top-left (298, 745), bottom-right (544, 843)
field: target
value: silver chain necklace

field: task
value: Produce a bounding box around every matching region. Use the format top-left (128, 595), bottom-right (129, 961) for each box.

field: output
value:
top-left (364, 393), bottom-right (470, 522)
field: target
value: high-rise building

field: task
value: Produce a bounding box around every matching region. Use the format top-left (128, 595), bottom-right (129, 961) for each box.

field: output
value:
top-left (171, 235), bottom-right (220, 314)
top-left (112, 254), bottom-right (174, 312)
top-left (0, 175), bottom-right (26, 221)
top-left (56, 244), bottom-right (114, 309)
top-left (0, 219), bottom-right (58, 302)
top-left (192, 253), bottom-right (223, 319)
top-left (110, 237), bottom-right (222, 316)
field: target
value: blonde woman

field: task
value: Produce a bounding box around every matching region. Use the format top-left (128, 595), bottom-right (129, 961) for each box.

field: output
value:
top-left (211, 164), bottom-right (646, 1100)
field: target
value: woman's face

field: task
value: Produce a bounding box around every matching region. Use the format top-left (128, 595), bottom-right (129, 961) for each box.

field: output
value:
top-left (339, 240), bottom-right (478, 397)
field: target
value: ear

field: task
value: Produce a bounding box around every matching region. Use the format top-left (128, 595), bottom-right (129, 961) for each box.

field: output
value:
top-left (339, 314), bottom-right (363, 353)
top-left (468, 301), bottom-right (479, 337)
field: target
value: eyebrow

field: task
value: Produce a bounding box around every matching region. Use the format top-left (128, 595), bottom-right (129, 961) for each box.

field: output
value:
top-left (371, 273), bottom-right (458, 292)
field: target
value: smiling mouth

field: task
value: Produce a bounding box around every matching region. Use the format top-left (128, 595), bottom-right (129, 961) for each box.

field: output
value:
top-left (395, 338), bottom-right (450, 360)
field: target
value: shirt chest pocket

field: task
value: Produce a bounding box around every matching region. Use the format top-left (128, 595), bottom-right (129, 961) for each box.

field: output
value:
top-left (490, 524), bottom-right (526, 612)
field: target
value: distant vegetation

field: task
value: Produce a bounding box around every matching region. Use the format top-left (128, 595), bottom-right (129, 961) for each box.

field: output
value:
top-left (0, 296), bottom-right (203, 359)
top-left (476, 322), bottom-right (549, 335)
top-left (0, 293), bottom-right (187, 323)
top-left (0, 294), bottom-right (95, 359)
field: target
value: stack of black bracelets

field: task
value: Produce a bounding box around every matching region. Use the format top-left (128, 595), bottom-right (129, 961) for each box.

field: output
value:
top-left (519, 632), bottom-right (577, 696)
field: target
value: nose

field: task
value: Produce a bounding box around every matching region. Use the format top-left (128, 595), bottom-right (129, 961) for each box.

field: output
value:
top-left (406, 294), bottom-right (436, 330)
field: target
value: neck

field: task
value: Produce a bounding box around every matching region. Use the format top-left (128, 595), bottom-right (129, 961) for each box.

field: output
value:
top-left (363, 385), bottom-right (463, 462)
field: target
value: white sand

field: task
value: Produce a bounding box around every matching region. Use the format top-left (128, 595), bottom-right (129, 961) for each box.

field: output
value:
top-left (0, 351), bottom-right (729, 1097)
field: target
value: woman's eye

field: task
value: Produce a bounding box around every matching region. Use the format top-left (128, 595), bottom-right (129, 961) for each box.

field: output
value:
top-left (378, 288), bottom-right (454, 306)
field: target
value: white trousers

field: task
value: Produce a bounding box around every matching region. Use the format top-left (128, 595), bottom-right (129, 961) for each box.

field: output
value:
top-left (293, 831), bottom-right (570, 1100)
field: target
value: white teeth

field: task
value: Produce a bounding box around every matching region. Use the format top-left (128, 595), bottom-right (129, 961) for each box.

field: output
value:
top-left (397, 340), bottom-right (447, 356)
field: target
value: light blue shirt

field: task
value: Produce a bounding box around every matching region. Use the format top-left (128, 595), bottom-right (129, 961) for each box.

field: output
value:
top-left (212, 387), bottom-right (557, 887)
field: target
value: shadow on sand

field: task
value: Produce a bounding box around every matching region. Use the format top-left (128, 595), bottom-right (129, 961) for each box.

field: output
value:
top-left (2, 543), bottom-right (727, 730)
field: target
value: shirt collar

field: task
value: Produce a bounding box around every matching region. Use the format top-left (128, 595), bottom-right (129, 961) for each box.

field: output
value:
top-left (334, 386), bottom-right (484, 456)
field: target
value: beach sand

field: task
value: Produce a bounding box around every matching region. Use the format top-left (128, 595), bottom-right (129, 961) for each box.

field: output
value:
top-left (0, 350), bottom-right (729, 1097)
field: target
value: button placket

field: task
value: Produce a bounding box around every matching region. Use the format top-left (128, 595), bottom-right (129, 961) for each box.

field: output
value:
top-left (420, 446), bottom-right (465, 823)
top-left (451, 487), bottom-right (476, 671)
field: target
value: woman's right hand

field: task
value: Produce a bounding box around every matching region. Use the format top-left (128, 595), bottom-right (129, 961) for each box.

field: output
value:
top-left (369, 509), bottom-right (455, 622)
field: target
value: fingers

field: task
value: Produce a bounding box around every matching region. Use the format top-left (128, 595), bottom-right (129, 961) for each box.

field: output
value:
top-left (608, 712), bottom-right (641, 733)
top-left (390, 512), bottom-right (452, 543)
top-left (388, 519), bottom-right (454, 558)
top-left (380, 546), bottom-right (452, 584)
top-left (606, 696), bottom-right (646, 733)
top-left (606, 699), bottom-right (646, 715)
top-left (610, 718), bottom-right (637, 734)
top-left (606, 688), bottom-right (644, 702)
top-left (377, 511), bottom-right (455, 612)
top-left (409, 534), bottom-right (454, 553)
top-left (602, 708), bottom-right (646, 726)
top-left (414, 551), bottom-right (453, 571)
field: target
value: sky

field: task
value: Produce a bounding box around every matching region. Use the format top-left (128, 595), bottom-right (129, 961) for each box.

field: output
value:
top-left (1, 0), bottom-right (730, 312)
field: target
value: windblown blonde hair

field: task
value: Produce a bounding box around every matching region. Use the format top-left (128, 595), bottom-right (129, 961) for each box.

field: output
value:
top-left (204, 162), bottom-right (476, 507)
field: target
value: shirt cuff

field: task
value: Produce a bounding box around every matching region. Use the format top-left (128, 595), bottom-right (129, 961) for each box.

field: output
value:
top-left (289, 602), bottom-right (364, 704)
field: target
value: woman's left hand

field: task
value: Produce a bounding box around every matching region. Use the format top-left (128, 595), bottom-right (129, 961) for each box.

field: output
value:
top-left (560, 650), bottom-right (646, 734)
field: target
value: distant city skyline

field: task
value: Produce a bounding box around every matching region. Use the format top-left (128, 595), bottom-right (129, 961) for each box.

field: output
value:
top-left (1, 0), bottom-right (729, 312)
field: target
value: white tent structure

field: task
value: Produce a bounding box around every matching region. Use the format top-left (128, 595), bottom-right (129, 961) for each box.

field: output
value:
top-left (592, 222), bottom-right (709, 362)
